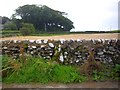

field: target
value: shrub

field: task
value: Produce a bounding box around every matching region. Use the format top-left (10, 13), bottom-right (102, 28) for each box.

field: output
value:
top-left (20, 23), bottom-right (35, 36)
top-left (92, 70), bottom-right (108, 81)
top-left (110, 64), bottom-right (120, 80)
top-left (4, 22), bottom-right (17, 30)
top-left (92, 64), bottom-right (120, 81)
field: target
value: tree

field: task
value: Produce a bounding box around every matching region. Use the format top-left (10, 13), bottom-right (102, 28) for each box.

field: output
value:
top-left (13, 4), bottom-right (74, 32)
top-left (20, 23), bottom-right (35, 36)
top-left (4, 22), bottom-right (17, 30)
top-left (2, 16), bottom-right (10, 24)
top-left (11, 18), bottom-right (22, 30)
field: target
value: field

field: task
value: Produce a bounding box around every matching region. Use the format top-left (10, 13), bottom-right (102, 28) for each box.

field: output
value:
top-left (1, 33), bottom-right (119, 40)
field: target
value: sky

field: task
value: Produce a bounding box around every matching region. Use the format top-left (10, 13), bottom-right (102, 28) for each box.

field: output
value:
top-left (0, 0), bottom-right (119, 31)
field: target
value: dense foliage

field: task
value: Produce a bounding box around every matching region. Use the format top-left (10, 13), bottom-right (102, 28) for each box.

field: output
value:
top-left (3, 22), bottom-right (17, 30)
top-left (1, 16), bottom-right (10, 24)
top-left (20, 23), bottom-right (35, 36)
top-left (12, 4), bottom-right (74, 32)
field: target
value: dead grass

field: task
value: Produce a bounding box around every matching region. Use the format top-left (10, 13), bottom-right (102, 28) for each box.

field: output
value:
top-left (1, 33), bottom-right (119, 40)
top-left (80, 48), bottom-right (103, 76)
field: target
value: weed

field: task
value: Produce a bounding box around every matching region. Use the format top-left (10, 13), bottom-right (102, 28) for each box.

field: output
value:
top-left (2, 56), bottom-right (87, 84)
top-left (92, 70), bottom-right (107, 81)
top-left (2, 55), bottom-right (119, 84)
top-left (110, 64), bottom-right (120, 80)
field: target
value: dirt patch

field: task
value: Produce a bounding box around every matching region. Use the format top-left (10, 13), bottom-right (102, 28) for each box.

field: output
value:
top-left (2, 81), bottom-right (120, 88)
top-left (1, 33), bottom-right (119, 40)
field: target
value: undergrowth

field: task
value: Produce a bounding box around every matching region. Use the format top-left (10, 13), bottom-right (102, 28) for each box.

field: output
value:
top-left (2, 55), bottom-right (87, 84)
top-left (92, 64), bottom-right (120, 81)
top-left (2, 55), bottom-right (120, 84)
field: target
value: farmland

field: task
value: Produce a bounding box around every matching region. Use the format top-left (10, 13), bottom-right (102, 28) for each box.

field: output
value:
top-left (1, 33), bottom-right (119, 40)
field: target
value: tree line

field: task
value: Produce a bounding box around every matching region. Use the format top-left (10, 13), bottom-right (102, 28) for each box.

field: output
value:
top-left (1, 4), bottom-right (74, 35)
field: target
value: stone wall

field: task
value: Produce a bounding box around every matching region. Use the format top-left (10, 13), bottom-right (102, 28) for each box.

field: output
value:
top-left (1, 39), bottom-right (120, 66)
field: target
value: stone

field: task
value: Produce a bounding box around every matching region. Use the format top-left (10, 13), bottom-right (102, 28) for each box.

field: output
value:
top-left (43, 40), bottom-right (48, 44)
top-left (45, 56), bottom-right (51, 59)
top-left (60, 39), bottom-right (65, 44)
top-left (64, 55), bottom-right (67, 58)
top-left (36, 40), bottom-right (42, 44)
top-left (64, 52), bottom-right (68, 55)
top-left (41, 45), bottom-right (46, 48)
top-left (2, 39), bottom-right (120, 66)
top-left (59, 53), bottom-right (64, 62)
top-left (97, 51), bottom-right (104, 55)
top-left (32, 46), bottom-right (37, 49)
top-left (49, 53), bottom-right (53, 56)
top-left (13, 40), bottom-right (17, 43)
top-left (3, 47), bottom-right (8, 49)
top-left (29, 40), bottom-right (35, 43)
top-left (76, 59), bottom-right (79, 63)
top-left (48, 43), bottom-right (54, 48)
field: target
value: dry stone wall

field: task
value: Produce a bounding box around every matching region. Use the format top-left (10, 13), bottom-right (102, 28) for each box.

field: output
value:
top-left (1, 39), bottom-right (120, 66)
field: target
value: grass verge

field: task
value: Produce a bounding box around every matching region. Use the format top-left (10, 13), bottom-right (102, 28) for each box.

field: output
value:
top-left (1, 55), bottom-right (120, 84)
top-left (2, 55), bottom-right (87, 84)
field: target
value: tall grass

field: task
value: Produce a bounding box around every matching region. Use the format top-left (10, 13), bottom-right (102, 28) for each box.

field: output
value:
top-left (2, 55), bottom-right (120, 83)
top-left (2, 55), bottom-right (87, 84)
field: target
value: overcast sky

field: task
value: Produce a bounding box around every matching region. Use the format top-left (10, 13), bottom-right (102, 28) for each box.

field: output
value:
top-left (0, 0), bottom-right (119, 31)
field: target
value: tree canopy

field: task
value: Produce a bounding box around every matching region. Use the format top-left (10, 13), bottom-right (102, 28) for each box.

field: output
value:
top-left (2, 16), bottom-right (10, 24)
top-left (4, 22), bottom-right (17, 30)
top-left (13, 4), bottom-right (74, 32)
top-left (20, 23), bottom-right (35, 36)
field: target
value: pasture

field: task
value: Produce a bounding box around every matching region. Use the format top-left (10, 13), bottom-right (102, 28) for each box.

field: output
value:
top-left (1, 33), bottom-right (119, 40)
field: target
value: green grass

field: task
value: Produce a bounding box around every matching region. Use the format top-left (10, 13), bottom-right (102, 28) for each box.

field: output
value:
top-left (32, 33), bottom-right (70, 36)
top-left (1, 30), bottom-right (70, 37)
top-left (110, 30), bottom-right (120, 33)
top-left (2, 55), bottom-right (87, 84)
top-left (1, 30), bottom-right (21, 37)
top-left (2, 55), bottom-right (120, 84)
top-left (1, 30), bottom-right (20, 35)
top-left (92, 64), bottom-right (120, 81)
top-left (1, 29), bottom-right (120, 37)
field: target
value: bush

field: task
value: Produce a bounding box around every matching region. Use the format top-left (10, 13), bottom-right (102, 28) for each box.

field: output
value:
top-left (110, 64), bottom-right (120, 80)
top-left (92, 64), bottom-right (120, 81)
top-left (92, 70), bottom-right (108, 81)
top-left (20, 23), bottom-right (35, 36)
top-left (4, 22), bottom-right (17, 30)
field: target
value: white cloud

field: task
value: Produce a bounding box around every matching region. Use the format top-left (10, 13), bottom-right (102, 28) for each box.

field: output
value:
top-left (0, 0), bottom-right (119, 31)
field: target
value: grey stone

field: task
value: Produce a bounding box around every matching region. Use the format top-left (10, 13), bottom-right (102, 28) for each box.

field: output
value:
top-left (48, 43), bottom-right (54, 48)
top-left (32, 46), bottom-right (37, 49)
top-left (2, 39), bottom-right (120, 66)
top-left (3, 47), bottom-right (7, 49)
top-left (97, 51), bottom-right (104, 55)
